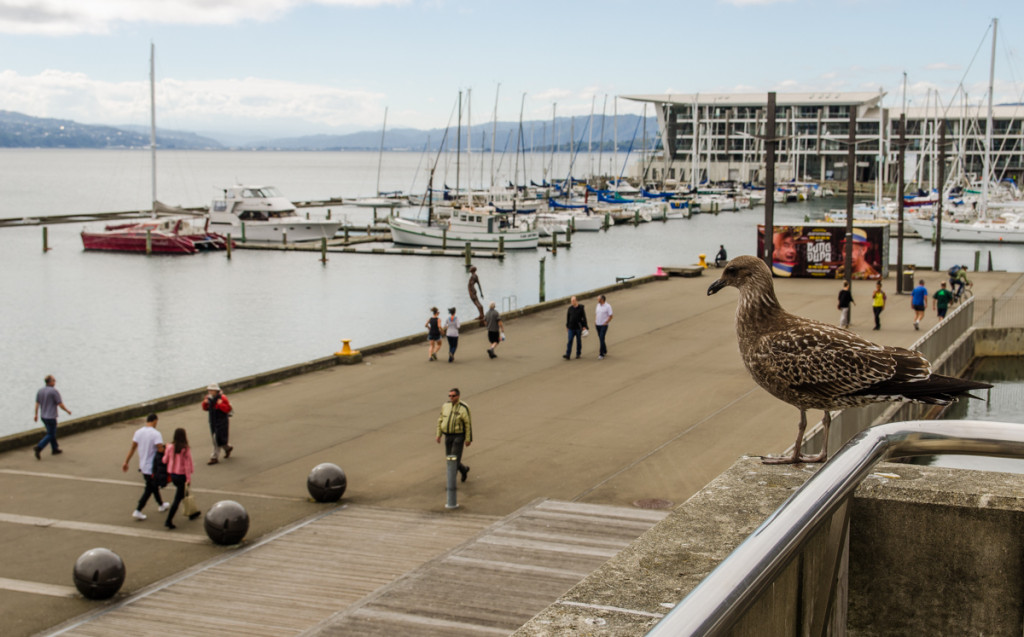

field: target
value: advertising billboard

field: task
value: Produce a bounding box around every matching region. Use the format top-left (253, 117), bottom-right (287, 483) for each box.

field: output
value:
top-left (757, 223), bottom-right (889, 279)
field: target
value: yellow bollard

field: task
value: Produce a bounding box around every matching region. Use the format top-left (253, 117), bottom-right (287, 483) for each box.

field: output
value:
top-left (334, 339), bottom-right (363, 364)
top-left (698, 254), bottom-right (708, 268)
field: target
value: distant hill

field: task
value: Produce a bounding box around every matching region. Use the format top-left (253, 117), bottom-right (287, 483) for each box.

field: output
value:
top-left (0, 111), bottom-right (223, 149)
top-left (249, 115), bottom-right (660, 152)
top-left (0, 110), bottom-right (658, 152)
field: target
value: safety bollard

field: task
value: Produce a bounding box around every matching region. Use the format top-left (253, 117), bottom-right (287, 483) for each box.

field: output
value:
top-left (445, 455), bottom-right (459, 509)
top-left (698, 254), bottom-right (707, 268)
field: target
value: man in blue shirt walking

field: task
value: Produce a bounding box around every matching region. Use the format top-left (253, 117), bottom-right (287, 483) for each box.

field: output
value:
top-left (911, 279), bottom-right (928, 331)
top-left (33, 375), bottom-right (71, 460)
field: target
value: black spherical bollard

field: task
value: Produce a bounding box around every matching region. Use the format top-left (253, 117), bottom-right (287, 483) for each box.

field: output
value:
top-left (307, 463), bottom-right (347, 502)
top-left (203, 500), bottom-right (250, 545)
top-left (72, 548), bottom-right (125, 600)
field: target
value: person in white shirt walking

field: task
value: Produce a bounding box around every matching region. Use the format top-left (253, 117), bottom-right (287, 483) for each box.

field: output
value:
top-left (121, 413), bottom-right (169, 521)
top-left (595, 295), bottom-right (614, 359)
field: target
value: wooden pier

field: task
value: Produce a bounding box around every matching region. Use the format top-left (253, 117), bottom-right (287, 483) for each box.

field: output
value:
top-left (51, 500), bottom-right (666, 637)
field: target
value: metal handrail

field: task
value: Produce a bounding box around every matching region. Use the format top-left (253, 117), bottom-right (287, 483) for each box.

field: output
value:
top-left (646, 420), bottom-right (1024, 637)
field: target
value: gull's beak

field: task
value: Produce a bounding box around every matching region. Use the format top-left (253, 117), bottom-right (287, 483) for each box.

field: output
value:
top-left (707, 278), bottom-right (728, 296)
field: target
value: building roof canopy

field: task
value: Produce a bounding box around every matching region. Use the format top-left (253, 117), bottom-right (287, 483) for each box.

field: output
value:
top-left (622, 92), bottom-right (884, 108)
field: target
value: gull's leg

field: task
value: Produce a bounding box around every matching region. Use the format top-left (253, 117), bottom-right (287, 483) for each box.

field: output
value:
top-left (763, 410), bottom-right (807, 465)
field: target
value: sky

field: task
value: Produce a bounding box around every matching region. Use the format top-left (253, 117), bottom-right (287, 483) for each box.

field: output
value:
top-left (0, 0), bottom-right (1021, 143)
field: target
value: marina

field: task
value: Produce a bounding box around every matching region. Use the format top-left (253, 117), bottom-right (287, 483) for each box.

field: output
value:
top-left (3, 149), bottom-right (1024, 439)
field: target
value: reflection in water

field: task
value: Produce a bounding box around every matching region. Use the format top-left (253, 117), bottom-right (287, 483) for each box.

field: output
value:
top-left (910, 357), bottom-right (1024, 474)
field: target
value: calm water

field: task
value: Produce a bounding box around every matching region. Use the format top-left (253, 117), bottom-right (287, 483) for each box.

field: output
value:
top-left (3, 149), bottom-right (1024, 439)
top-left (913, 357), bottom-right (1024, 474)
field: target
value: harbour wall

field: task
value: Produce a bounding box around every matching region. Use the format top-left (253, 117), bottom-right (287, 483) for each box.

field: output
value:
top-left (0, 274), bottom-right (662, 453)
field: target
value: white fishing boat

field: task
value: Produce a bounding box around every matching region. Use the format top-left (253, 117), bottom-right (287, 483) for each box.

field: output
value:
top-left (208, 185), bottom-right (343, 242)
top-left (389, 206), bottom-right (539, 250)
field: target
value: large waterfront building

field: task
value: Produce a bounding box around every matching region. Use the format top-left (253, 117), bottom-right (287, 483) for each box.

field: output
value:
top-left (622, 92), bottom-right (1024, 192)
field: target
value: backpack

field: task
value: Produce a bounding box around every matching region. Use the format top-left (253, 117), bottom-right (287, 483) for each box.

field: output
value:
top-left (948, 265), bottom-right (961, 278)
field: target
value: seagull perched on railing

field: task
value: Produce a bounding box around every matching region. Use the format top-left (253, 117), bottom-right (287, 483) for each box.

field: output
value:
top-left (707, 255), bottom-right (991, 464)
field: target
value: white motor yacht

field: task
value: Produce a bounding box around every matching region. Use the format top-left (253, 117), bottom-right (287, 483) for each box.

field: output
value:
top-left (209, 185), bottom-right (343, 242)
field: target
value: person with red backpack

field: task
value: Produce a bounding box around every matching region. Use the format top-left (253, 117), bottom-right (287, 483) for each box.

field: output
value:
top-left (202, 384), bottom-right (233, 465)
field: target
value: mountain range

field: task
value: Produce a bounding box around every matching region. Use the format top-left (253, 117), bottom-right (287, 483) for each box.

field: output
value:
top-left (0, 110), bottom-right (659, 152)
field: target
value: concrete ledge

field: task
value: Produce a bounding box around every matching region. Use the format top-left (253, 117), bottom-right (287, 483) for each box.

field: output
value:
top-left (661, 266), bottom-right (705, 277)
top-left (512, 457), bottom-right (808, 635)
top-left (514, 457), bottom-right (1024, 636)
top-left (0, 275), bottom-right (658, 453)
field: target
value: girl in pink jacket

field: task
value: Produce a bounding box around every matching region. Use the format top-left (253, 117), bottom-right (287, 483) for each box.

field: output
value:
top-left (162, 428), bottom-right (197, 529)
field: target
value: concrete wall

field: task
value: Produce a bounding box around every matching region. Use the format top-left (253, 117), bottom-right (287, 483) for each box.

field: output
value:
top-left (513, 459), bottom-right (1024, 636)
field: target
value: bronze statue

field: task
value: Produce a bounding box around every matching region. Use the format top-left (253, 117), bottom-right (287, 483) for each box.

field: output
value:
top-left (468, 266), bottom-right (484, 321)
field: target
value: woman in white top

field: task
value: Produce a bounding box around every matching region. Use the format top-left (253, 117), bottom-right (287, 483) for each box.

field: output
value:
top-left (444, 307), bottom-right (461, 363)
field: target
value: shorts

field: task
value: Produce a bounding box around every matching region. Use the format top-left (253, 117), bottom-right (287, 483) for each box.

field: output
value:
top-left (912, 304), bottom-right (925, 311)
top-left (937, 306), bottom-right (948, 318)
top-left (488, 330), bottom-right (500, 344)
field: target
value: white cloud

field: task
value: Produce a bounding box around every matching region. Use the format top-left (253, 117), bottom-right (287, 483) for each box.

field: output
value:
top-left (0, 0), bottom-right (407, 35)
top-left (924, 62), bottom-right (962, 71)
top-left (0, 69), bottom-right (386, 132)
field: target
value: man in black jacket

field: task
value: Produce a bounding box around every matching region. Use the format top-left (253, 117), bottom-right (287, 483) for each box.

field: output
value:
top-left (563, 295), bottom-right (589, 360)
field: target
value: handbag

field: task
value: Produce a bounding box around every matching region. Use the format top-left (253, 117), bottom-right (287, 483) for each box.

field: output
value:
top-left (182, 485), bottom-right (201, 519)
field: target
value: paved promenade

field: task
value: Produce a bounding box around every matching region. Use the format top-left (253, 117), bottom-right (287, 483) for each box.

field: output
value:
top-left (3, 265), bottom-right (1021, 636)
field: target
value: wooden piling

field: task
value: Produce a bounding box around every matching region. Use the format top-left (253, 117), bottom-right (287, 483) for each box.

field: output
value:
top-left (551, 231), bottom-right (558, 255)
top-left (226, 234), bottom-right (232, 260)
top-left (464, 243), bottom-right (471, 266)
top-left (145, 229), bottom-right (152, 255)
top-left (539, 256), bottom-right (546, 302)
top-left (42, 226), bottom-right (48, 253)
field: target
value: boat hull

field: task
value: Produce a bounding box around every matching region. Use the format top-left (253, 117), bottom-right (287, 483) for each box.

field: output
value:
top-left (388, 219), bottom-right (538, 250)
top-left (908, 216), bottom-right (1024, 244)
top-left (210, 220), bottom-right (343, 242)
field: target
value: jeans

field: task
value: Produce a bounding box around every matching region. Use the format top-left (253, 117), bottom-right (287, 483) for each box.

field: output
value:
top-left (443, 433), bottom-right (468, 473)
top-left (36, 418), bottom-right (59, 452)
top-left (137, 472), bottom-right (165, 511)
top-left (447, 336), bottom-right (459, 357)
top-left (596, 325), bottom-right (609, 356)
top-left (166, 474), bottom-right (187, 523)
top-left (565, 328), bottom-right (582, 357)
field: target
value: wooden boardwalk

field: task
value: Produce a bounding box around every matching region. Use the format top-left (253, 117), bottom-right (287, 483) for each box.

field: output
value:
top-left (49, 500), bottom-right (666, 637)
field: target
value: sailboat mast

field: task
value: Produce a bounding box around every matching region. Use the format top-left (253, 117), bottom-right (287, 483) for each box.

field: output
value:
top-left (149, 42), bottom-right (157, 218)
top-left (456, 91), bottom-right (461, 204)
top-left (376, 107), bottom-right (388, 196)
top-left (982, 17), bottom-right (997, 212)
top-left (491, 84), bottom-right (499, 190)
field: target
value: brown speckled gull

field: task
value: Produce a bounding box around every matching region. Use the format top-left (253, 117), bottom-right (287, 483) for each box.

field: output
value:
top-left (707, 255), bottom-right (991, 464)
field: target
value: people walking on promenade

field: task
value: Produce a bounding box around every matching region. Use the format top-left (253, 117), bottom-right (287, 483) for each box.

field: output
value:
top-left (484, 302), bottom-right (504, 359)
top-left (837, 281), bottom-right (854, 329)
top-left (911, 279), bottom-right (928, 330)
top-left (871, 281), bottom-right (886, 330)
top-left (934, 281), bottom-right (954, 320)
top-left (468, 266), bottom-right (484, 321)
top-left (121, 413), bottom-right (169, 521)
top-left (444, 307), bottom-right (461, 363)
top-left (33, 374), bottom-right (71, 460)
top-left (595, 295), bottom-right (613, 359)
top-left (436, 388), bottom-right (472, 482)
top-left (426, 307), bottom-right (442, 361)
top-left (162, 427), bottom-right (197, 529)
top-left (563, 296), bottom-right (588, 359)
top-left (202, 384), bottom-right (233, 465)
